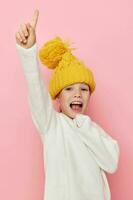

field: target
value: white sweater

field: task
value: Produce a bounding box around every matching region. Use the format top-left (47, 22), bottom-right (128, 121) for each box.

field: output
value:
top-left (16, 43), bottom-right (120, 200)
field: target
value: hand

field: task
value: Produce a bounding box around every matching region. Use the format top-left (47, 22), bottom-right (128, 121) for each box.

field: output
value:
top-left (15, 9), bottom-right (39, 49)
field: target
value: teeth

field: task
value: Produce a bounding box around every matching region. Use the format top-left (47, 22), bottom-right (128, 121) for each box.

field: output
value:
top-left (71, 101), bottom-right (82, 105)
top-left (70, 101), bottom-right (83, 108)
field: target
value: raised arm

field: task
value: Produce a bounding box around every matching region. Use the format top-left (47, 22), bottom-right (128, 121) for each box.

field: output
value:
top-left (15, 10), bottom-right (57, 140)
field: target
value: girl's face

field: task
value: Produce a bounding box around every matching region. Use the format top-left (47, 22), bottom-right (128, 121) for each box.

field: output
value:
top-left (56, 83), bottom-right (91, 119)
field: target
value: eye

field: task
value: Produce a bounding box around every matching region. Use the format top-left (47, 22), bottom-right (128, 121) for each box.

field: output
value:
top-left (65, 87), bottom-right (72, 90)
top-left (81, 88), bottom-right (88, 91)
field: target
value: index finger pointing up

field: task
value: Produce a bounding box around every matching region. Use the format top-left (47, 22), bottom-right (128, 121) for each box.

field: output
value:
top-left (30, 9), bottom-right (39, 29)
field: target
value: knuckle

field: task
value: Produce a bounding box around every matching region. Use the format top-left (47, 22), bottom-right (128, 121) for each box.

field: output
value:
top-left (16, 32), bottom-right (20, 39)
top-left (19, 31), bottom-right (25, 38)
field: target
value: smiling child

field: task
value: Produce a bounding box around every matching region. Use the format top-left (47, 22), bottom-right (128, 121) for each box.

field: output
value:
top-left (15, 9), bottom-right (120, 200)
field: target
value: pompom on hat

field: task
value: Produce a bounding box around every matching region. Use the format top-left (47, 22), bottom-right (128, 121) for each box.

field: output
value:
top-left (38, 36), bottom-right (96, 99)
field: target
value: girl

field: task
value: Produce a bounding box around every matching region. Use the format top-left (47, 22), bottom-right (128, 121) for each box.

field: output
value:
top-left (15, 9), bottom-right (120, 200)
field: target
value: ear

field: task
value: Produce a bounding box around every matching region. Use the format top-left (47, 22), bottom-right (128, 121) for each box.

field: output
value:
top-left (56, 93), bottom-right (60, 103)
top-left (55, 94), bottom-right (62, 112)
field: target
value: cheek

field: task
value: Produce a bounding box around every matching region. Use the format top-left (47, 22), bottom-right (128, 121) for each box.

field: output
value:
top-left (84, 94), bottom-right (90, 105)
top-left (60, 92), bottom-right (70, 102)
top-left (59, 96), bottom-right (68, 109)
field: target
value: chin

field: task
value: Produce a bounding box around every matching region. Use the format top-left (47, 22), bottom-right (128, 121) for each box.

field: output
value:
top-left (68, 110), bottom-right (83, 119)
top-left (61, 106), bottom-right (86, 119)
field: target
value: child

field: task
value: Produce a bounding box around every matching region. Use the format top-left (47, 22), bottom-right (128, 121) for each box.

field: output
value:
top-left (15, 9), bottom-right (120, 200)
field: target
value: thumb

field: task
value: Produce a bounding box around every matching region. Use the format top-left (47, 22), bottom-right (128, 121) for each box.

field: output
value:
top-left (26, 23), bottom-right (33, 31)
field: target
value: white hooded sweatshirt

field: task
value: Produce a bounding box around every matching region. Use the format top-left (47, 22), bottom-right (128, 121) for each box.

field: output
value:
top-left (16, 42), bottom-right (120, 200)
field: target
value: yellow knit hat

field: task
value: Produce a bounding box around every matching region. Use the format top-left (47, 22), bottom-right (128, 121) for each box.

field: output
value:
top-left (38, 36), bottom-right (96, 99)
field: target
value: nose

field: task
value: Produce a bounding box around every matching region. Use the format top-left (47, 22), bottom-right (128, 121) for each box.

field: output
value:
top-left (73, 89), bottom-right (81, 98)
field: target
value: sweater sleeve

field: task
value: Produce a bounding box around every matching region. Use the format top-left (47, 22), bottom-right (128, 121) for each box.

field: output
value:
top-left (15, 43), bottom-right (57, 138)
top-left (78, 118), bottom-right (120, 174)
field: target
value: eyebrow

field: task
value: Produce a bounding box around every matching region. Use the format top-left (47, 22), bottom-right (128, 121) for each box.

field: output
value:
top-left (80, 84), bottom-right (88, 87)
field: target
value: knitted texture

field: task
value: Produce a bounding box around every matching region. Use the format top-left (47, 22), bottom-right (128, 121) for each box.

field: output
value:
top-left (38, 36), bottom-right (96, 99)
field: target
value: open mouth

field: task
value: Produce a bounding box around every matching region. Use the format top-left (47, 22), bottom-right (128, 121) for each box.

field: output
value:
top-left (70, 101), bottom-right (83, 112)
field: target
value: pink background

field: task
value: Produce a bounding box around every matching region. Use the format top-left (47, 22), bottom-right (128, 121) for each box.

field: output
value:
top-left (0, 0), bottom-right (132, 199)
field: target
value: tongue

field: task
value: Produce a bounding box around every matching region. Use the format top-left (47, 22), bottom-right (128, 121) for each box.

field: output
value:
top-left (71, 105), bottom-right (82, 112)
